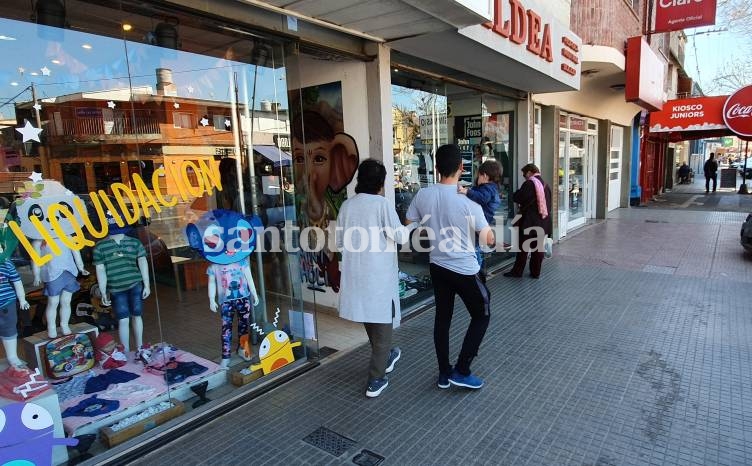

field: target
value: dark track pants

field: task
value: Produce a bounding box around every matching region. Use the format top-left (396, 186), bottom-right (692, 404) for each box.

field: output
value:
top-left (430, 263), bottom-right (490, 376)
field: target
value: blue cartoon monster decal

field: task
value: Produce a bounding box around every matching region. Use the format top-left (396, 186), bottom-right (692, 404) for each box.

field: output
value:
top-left (0, 402), bottom-right (78, 466)
top-left (185, 210), bottom-right (263, 265)
top-left (186, 210), bottom-right (263, 368)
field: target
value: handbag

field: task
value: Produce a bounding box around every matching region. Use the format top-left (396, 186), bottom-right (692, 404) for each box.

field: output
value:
top-left (44, 333), bottom-right (95, 379)
top-left (544, 237), bottom-right (553, 258)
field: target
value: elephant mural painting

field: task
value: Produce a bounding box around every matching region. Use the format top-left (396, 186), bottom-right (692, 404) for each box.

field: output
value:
top-left (289, 82), bottom-right (358, 292)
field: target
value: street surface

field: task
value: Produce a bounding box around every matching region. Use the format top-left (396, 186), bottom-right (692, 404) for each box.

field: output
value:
top-left (133, 187), bottom-right (752, 466)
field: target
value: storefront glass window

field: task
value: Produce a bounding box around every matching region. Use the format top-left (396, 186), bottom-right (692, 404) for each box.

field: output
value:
top-left (0, 3), bottom-right (309, 463)
top-left (391, 73), bottom-right (447, 308)
top-left (391, 71), bottom-right (519, 308)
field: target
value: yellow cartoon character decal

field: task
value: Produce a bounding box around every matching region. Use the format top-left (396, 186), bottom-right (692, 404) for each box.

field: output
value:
top-left (249, 330), bottom-right (301, 375)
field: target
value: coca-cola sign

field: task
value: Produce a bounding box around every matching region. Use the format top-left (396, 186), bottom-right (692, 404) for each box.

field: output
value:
top-left (723, 85), bottom-right (752, 138)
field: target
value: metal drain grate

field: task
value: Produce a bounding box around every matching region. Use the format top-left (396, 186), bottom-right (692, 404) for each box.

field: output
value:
top-left (352, 449), bottom-right (385, 466)
top-left (303, 426), bottom-right (357, 457)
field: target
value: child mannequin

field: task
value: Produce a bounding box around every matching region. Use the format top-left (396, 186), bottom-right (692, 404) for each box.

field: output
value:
top-left (11, 178), bottom-right (90, 338)
top-left (0, 245), bottom-right (31, 368)
top-left (208, 257), bottom-right (259, 368)
top-left (93, 216), bottom-right (150, 353)
top-left (32, 242), bottom-right (89, 338)
top-left (186, 209), bottom-right (263, 369)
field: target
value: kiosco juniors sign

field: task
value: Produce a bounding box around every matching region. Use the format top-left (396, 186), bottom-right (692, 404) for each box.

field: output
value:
top-left (649, 95), bottom-right (728, 133)
top-left (10, 160), bottom-right (222, 266)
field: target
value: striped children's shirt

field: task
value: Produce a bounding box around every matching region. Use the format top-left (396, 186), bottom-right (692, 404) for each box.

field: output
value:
top-left (0, 260), bottom-right (21, 307)
top-left (93, 237), bottom-right (146, 292)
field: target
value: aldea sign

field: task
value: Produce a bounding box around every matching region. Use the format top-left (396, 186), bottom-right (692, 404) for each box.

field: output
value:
top-left (459, 0), bottom-right (581, 90)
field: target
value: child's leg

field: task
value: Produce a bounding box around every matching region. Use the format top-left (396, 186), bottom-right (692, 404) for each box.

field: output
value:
top-left (220, 301), bottom-right (233, 365)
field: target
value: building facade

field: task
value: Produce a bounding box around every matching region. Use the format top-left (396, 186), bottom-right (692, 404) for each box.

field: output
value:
top-left (0, 1), bottom-right (580, 464)
top-left (533, 0), bottom-right (647, 238)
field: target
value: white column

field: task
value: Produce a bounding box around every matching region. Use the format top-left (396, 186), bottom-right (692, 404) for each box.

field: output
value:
top-left (365, 43), bottom-right (395, 205)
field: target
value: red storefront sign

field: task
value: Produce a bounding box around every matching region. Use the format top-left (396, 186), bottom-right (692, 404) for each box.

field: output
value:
top-left (649, 96), bottom-right (728, 132)
top-left (654, 0), bottom-right (717, 33)
top-left (625, 37), bottom-right (666, 112)
top-left (723, 85), bottom-right (752, 138)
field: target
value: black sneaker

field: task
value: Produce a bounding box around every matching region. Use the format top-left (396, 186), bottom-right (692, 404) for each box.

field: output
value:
top-left (437, 373), bottom-right (450, 389)
top-left (366, 377), bottom-right (389, 398)
top-left (385, 347), bottom-right (401, 374)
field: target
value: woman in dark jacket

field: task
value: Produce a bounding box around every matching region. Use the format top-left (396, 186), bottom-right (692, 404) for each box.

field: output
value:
top-left (504, 163), bottom-right (552, 279)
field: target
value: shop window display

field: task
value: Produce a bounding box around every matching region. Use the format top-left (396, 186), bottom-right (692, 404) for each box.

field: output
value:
top-left (0, 2), bottom-right (308, 464)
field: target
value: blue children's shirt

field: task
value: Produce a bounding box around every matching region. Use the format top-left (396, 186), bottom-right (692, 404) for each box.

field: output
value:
top-left (0, 260), bottom-right (21, 308)
top-left (466, 183), bottom-right (501, 225)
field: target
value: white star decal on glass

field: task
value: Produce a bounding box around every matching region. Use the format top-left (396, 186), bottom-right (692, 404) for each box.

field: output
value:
top-left (33, 103), bottom-right (42, 111)
top-left (29, 172), bottom-right (43, 183)
top-left (40, 66), bottom-right (51, 76)
top-left (200, 117), bottom-right (209, 127)
top-left (224, 119), bottom-right (231, 128)
top-left (107, 101), bottom-right (116, 109)
top-left (16, 121), bottom-right (43, 143)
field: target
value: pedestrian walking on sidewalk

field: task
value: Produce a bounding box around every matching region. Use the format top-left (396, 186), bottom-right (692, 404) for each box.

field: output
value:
top-left (406, 144), bottom-right (495, 390)
top-left (336, 159), bottom-right (416, 398)
top-left (504, 163), bottom-right (552, 279)
top-left (704, 153), bottom-right (718, 193)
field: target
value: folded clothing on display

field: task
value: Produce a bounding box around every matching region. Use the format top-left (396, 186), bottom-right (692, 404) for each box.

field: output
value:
top-left (62, 395), bottom-right (120, 418)
top-left (84, 369), bottom-right (140, 394)
top-left (58, 346), bottom-right (220, 436)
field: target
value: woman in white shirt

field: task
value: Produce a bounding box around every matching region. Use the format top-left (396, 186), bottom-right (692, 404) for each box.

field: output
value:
top-left (335, 159), bottom-right (416, 398)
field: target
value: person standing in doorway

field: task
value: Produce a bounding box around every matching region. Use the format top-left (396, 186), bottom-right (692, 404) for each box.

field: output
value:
top-left (406, 144), bottom-right (495, 390)
top-left (704, 153), bottom-right (718, 193)
top-left (336, 159), bottom-right (416, 398)
top-left (504, 163), bottom-right (552, 279)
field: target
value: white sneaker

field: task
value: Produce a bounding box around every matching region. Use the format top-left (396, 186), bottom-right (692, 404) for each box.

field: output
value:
top-left (385, 347), bottom-right (401, 374)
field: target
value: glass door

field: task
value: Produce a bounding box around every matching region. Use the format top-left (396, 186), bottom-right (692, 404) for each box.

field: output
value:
top-left (558, 130), bottom-right (568, 238)
top-left (567, 132), bottom-right (586, 229)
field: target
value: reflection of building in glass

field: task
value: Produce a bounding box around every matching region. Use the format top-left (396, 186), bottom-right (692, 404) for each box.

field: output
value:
top-left (14, 69), bottom-right (290, 199)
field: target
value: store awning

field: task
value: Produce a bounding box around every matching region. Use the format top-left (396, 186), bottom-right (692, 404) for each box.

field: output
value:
top-left (254, 145), bottom-right (292, 167)
top-left (389, 15), bottom-right (581, 93)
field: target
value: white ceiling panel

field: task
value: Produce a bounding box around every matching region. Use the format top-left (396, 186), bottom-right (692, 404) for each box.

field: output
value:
top-left (249, 0), bottom-right (486, 41)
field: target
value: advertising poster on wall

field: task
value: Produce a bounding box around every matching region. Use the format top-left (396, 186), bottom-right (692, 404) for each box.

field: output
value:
top-left (288, 81), bottom-right (358, 293)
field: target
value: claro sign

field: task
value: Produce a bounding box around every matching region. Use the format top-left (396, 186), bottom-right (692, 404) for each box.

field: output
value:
top-left (654, 0), bottom-right (717, 33)
top-left (723, 85), bottom-right (752, 139)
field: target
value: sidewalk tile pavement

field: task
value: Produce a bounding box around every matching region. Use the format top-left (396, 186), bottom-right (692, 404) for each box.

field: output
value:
top-left (132, 207), bottom-right (752, 466)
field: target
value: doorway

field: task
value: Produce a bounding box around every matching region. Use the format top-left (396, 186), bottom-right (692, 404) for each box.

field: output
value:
top-left (557, 113), bottom-right (598, 236)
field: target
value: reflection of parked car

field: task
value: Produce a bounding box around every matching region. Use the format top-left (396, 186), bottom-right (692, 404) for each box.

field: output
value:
top-left (737, 159), bottom-right (752, 179)
top-left (742, 213), bottom-right (752, 253)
